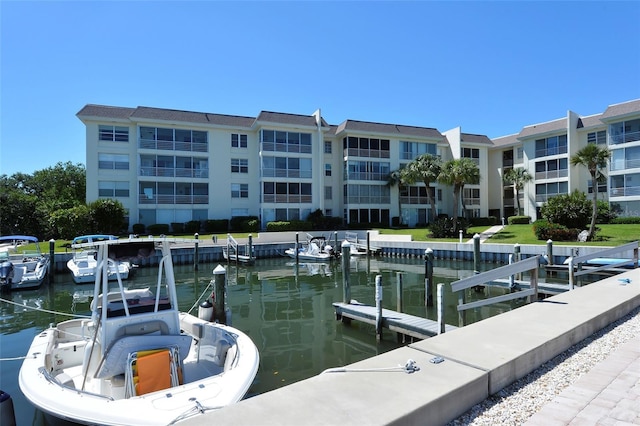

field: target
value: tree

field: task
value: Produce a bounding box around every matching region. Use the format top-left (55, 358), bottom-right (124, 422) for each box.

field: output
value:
top-left (401, 154), bottom-right (442, 223)
top-left (386, 169), bottom-right (405, 225)
top-left (438, 158), bottom-right (480, 231)
top-left (570, 144), bottom-right (611, 240)
top-left (503, 167), bottom-right (533, 216)
top-left (88, 199), bottom-right (127, 235)
top-left (540, 190), bottom-right (591, 230)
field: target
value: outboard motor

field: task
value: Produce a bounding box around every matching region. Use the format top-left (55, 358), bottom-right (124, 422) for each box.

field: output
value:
top-left (0, 261), bottom-right (14, 292)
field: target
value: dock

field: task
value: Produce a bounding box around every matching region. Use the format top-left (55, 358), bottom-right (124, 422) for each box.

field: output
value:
top-left (332, 302), bottom-right (457, 341)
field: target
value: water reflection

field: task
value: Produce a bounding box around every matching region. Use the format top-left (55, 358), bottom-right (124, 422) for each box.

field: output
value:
top-left (1, 256), bottom-right (551, 425)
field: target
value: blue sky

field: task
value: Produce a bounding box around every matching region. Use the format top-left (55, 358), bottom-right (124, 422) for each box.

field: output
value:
top-left (1, 1), bottom-right (639, 176)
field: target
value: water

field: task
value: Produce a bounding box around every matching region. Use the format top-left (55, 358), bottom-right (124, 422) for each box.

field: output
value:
top-left (1, 256), bottom-right (535, 425)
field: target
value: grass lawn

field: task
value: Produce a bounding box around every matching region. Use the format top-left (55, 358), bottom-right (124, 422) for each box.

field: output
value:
top-left (379, 224), bottom-right (640, 246)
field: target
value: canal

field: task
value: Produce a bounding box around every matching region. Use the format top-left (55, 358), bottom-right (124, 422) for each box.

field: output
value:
top-left (1, 255), bottom-right (544, 425)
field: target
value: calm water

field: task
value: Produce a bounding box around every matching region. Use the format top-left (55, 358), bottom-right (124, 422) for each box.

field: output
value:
top-left (1, 256), bottom-right (535, 425)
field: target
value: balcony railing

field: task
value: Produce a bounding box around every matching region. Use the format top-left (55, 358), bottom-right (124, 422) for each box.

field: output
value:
top-left (139, 139), bottom-right (208, 152)
top-left (345, 196), bottom-right (391, 204)
top-left (261, 142), bottom-right (312, 154)
top-left (262, 194), bottom-right (313, 204)
top-left (344, 148), bottom-right (390, 159)
top-left (611, 159), bottom-right (640, 171)
top-left (139, 167), bottom-right (208, 178)
top-left (610, 186), bottom-right (640, 197)
top-left (139, 194), bottom-right (209, 204)
top-left (534, 169), bottom-right (568, 180)
top-left (535, 146), bottom-right (568, 158)
top-left (609, 131), bottom-right (640, 145)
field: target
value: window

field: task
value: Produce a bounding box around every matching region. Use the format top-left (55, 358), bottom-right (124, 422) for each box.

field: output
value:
top-left (98, 181), bottom-right (129, 197)
top-left (98, 153), bottom-right (129, 170)
top-left (261, 130), bottom-right (312, 153)
top-left (324, 141), bottom-right (332, 154)
top-left (261, 156), bottom-right (311, 178)
top-left (344, 137), bottom-right (391, 158)
top-left (534, 158), bottom-right (568, 179)
top-left (587, 130), bottom-right (607, 145)
top-left (535, 135), bottom-right (568, 157)
top-left (99, 125), bottom-right (129, 142)
top-left (231, 158), bottom-right (249, 173)
top-left (261, 181), bottom-right (312, 203)
top-left (231, 183), bottom-right (248, 198)
top-left (138, 127), bottom-right (207, 151)
top-left (325, 186), bottom-right (332, 200)
top-left (400, 142), bottom-right (437, 160)
top-left (231, 133), bottom-right (248, 148)
top-left (345, 160), bottom-right (390, 181)
top-left (325, 164), bottom-right (332, 176)
top-left (462, 148), bottom-right (480, 165)
top-left (609, 119), bottom-right (640, 145)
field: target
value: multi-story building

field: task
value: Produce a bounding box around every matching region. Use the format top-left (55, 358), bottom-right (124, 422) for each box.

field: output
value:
top-left (77, 99), bottom-right (640, 231)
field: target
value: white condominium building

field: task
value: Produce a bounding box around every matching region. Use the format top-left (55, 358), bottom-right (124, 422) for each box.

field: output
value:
top-left (77, 99), bottom-right (640, 231)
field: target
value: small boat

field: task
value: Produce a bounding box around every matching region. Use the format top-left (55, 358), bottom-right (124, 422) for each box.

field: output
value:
top-left (0, 235), bottom-right (49, 292)
top-left (19, 236), bottom-right (259, 426)
top-left (285, 235), bottom-right (336, 262)
top-left (67, 235), bottom-right (132, 284)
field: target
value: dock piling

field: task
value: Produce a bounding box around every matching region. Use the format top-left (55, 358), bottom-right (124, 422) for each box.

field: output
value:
top-left (375, 275), bottom-right (383, 341)
top-left (212, 264), bottom-right (227, 324)
top-left (396, 272), bottom-right (403, 312)
top-left (342, 241), bottom-right (351, 303)
top-left (425, 248), bottom-right (434, 306)
top-left (194, 233), bottom-right (199, 270)
top-left (437, 283), bottom-right (445, 334)
top-left (49, 239), bottom-right (55, 283)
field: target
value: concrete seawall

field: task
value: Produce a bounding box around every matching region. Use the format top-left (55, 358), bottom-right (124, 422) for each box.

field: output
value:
top-left (181, 268), bottom-right (640, 426)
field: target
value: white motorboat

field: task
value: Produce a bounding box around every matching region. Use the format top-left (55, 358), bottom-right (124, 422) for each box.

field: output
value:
top-left (19, 236), bottom-right (259, 426)
top-left (285, 236), bottom-right (336, 262)
top-left (67, 235), bottom-right (131, 284)
top-left (0, 235), bottom-right (49, 292)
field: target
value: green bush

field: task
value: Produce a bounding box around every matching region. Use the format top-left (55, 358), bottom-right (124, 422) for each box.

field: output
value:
top-left (540, 190), bottom-right (590, 229)
top-left (132, 223), bottom-right (146, 234)
top-left (230, 216), bottom-right (260, 232)
top-left (147, 224), bottom-right (170, 235)
top-left (532, 219), bottom-right (580, 241)
top-left (171, 222), bottom-right (185, 233)
top-left (204, 219), bottom-right (228, 233)
top-left (470, 216), bottom-right (498, 226)
top-left (610, 216), bottom-right (640, 224)
top-left (266, 220), bottom-right (311, 231)
top-left (185, 220), bottom-right (200, 233)
top-left (508, 216), bottom-right (531, 225)
top-left (428, 217), bottom-right (469, 238)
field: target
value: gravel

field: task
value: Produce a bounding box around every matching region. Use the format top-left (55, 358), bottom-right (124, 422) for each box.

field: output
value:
top-left (447, 305), bottom-right (640, 426)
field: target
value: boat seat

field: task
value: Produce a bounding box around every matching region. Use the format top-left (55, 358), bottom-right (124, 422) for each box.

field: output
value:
top-left (124, 347), bottom-right (182, 397)
top-left (96, 334), bottom-right (191, 379)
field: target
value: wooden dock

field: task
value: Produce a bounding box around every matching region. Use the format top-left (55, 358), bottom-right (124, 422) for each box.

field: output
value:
top-left (332, 302), bottom-right (457, 341)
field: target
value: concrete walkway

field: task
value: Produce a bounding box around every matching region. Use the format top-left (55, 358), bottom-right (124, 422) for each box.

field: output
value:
top-left (524, 333), bottom-right (640, 425)
top-left (467, 225), bottom-right (505, 243)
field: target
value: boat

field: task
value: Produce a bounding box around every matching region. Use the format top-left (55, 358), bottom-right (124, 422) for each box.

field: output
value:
top-left (0, 235), bottom-right (49, 292)
top-left (19, 236), bottom-right (260, 426)
top-left (285, 235), bottom-right (336, 262)
top-left (67, 235), bottom-right (132, 284)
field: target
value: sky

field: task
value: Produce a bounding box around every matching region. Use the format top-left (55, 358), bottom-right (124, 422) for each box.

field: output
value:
top-left (1, 1), bottom-right (639, 176)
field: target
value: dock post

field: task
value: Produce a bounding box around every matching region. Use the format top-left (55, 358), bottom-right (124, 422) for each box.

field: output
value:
top-left (212, 264), bottom-right (227, 324)
top-left (473, 234), bottom-right (480, 274)
top-left (509, 254), bottom-right (515, 289)
top-left (341, 240), bottom-right (351, 303)
top-left (295, 232), bottom-right (299, 263)
top-left (437, 283), bottom-right (445, 334)
top-left (425, 248), bottom-right (434, 306)
top-left (194, 233), bottom-right (199, 270)
top-left (568, 256), bottom-right (575, 290)
top-left (375, 275), bottom-right (383, 341)
top-left (514, 243), bottom-right (521, 280)
top-left (396, 272), bottom-right (403, 312)
top-left (49, 239), bottom-right (55, 283)
top-left (334, 231), bottom-right (338, 256)
top-left (248, 234), bottom-right (253, 262)
top-left (366, 231), bottom-right (371, 258)
top-left (546, 239), bottom-right (554, 265)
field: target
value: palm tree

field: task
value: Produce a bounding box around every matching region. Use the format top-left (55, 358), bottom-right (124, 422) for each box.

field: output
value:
top-left (438, 158), bottom-right (480, 231)
top-left (401, 154), bottom-right (442, 223)
top-left (503, 167), bottom-right (533, 216)
top-left (571, 144), bottom-right (611, 240)
top-left (386, 169), bottom-right (405, 225)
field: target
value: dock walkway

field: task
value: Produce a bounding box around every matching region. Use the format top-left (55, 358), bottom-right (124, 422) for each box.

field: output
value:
top-left (333, 302), bottom-right (457, 340)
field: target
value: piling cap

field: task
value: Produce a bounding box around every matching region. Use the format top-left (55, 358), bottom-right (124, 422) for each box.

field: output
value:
top-left (341, 240), bottom-right (351, 248)
top-left (213, 264), bottom-right (226, 274)
top-left (200, 299), bottom-right (213, 308)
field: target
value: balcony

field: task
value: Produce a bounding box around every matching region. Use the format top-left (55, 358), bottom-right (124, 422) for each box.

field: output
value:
top-left (139, 138), bottom-right (208, 152)
top-left (609, 131), bottom-right (640, 145)
top-left (262, 194), bottom-right (313, 204)
top-left (139, 167), bottom-right (208, 178)
top-left (139, 194), bottom-right (209, 204)
top-left (610, 186), bottom-right (640, 197)
top-left (344, 148), bottom-right (390, 159)
top-left (534, 169), bottom-right (568, 180)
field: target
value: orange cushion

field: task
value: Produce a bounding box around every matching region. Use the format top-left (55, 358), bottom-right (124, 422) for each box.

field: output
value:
top-left (135, 350), bottom-right (171, 395)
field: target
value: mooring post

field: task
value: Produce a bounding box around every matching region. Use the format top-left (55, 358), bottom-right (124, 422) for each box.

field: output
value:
top-left (473, 233), bottom-right (480, 274)
top-left (568, 256), bottom-right (575, 290)
top-left (514, 243), bottom-right (521, 280)
top-left (437, 283), bottom-right (445, 334)
top-left (49, 239), bottom-right (55, 283)
top-left (375, 274), bottom-right (383, 341)
top-left (194, 233), bottom-right (199, 270)
top-left (425, 248), bottom-right (434, 306)
top-left (334, 231), bottom-right (338, 256)
top-left (248, 234), bottom-right (253, 262)
top-left (509, 253), bottom-right (515, 289)
top-left (546, 239), bottom-right (554, 265)
top-left (341, 240), bottom-right (351, 303)
top-left (366, 231), bottom-right (371, 258)
top-left (295, 232), bottom-right (299, 263)
top-left (212, 264), bottom-right (227, 324)
top-left (396, 272), bottom-right (403, 312)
